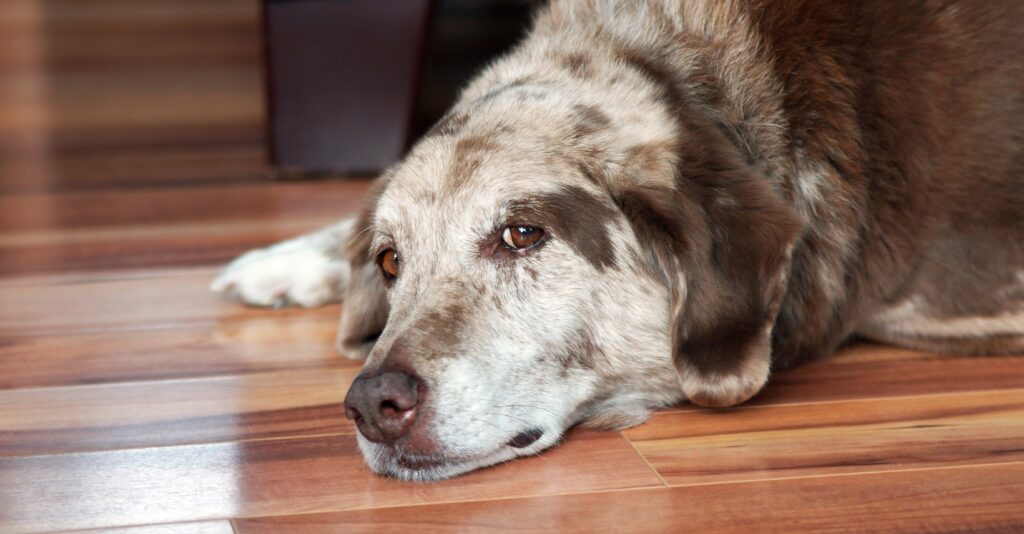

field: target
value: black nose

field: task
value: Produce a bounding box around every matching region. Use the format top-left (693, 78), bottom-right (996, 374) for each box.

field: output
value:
top-left (343, 371), bottom-right (421, 444)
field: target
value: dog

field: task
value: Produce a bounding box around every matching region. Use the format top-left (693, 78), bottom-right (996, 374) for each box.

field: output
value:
top-left (212, 0), bottom-right (1024, 481)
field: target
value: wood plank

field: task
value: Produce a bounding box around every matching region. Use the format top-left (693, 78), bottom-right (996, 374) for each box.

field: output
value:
top-left (0, 367), bottom-right (361, 456)
top-left (0, 309), bottom-right (344, 389)
top-left (0, 222), bottom-right (332, 275)
top-left (232, 463), bottom-right (1024, 533)
top-left (0, 430), bottom-right (662, 533)
top-left (649, 344), bottom-right (1024, 415)
top-left (0, 268), bottom-right (320, 337)
top-left (83, 520), bottom-right (235, 534)
top-left (625, 388), bottom-right (1024, 486)
top-left (0, 181), bottom-right (369, 233)
top-left (757, 343), bottom-right (1024, 406)
top-left (0, 181), bottom-right (371, 275)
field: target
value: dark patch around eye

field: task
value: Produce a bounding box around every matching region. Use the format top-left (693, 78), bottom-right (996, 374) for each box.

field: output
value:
top-left (536, 185), bottom-right (619, 271)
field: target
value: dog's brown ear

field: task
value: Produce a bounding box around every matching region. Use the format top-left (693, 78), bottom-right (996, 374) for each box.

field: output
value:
top-left (613, 142), bottom-right (802, 407)
top-left (336, 177), bottom-right (391, 359)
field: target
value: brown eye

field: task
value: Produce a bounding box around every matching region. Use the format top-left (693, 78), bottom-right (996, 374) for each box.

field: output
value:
top-left (501, 226), bottom-right (544, 250)
top-left (378, 249), bottom-right (399, 280)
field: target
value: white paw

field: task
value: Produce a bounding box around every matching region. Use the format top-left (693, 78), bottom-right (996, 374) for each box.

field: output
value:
top-left (211, 240), bottom-right (348, 308)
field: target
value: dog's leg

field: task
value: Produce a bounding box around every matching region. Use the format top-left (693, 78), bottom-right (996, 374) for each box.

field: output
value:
top-left (859, 299), bottom-right (1024, 355)
top-left (210, 218), bottom-right (356, 308)
top-left (858, 256), bottom-right (1024, 354)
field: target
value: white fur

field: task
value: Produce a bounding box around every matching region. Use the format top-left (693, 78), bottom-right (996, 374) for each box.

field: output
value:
top-left (211, 219), bottom-right (355, 308)
top-left (865, 296), bottom-right (1024, 339)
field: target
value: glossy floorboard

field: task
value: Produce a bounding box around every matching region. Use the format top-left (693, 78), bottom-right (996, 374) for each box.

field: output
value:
top-left (1, 184), bottom-right (1022, 533)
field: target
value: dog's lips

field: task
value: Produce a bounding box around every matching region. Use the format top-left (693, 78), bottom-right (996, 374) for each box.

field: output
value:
top-left (370, 428), bottom-right (549, 480)
top-left (384, 449), bottom-right (488, 479)
top-left (507, 427), bottom-right (544, 448)
top-left (394, 453), bottom-right (450, 471)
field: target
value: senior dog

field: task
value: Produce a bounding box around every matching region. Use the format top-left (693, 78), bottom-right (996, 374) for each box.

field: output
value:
top-left (213, 0), bottom-right (1024, 480)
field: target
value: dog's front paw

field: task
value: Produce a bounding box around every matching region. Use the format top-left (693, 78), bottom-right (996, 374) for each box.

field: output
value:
top-left (211, 240), bottom-right (348, 308)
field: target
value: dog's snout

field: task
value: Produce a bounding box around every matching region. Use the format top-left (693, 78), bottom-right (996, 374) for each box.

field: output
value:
top-left (344, 371), bottom-right (421, 443)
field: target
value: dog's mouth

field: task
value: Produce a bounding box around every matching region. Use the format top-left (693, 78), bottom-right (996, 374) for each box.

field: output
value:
top-left (393, 454), bottom-right (451, 471)
top-left (360, 427), bottom-right (549, 481)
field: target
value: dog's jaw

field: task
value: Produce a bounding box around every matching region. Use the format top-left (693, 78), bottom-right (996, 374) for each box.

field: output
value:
top-left (356, 426), bottom-right (562, 481)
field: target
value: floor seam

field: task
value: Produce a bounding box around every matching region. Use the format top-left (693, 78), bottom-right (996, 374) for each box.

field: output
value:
top-left (622, 430), bottom-right (669, 487)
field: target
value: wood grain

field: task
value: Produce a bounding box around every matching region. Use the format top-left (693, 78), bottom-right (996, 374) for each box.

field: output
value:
top-left (0, 268), bottom-right (324, 337)
top-left (83, 521), bottom-right (236, 534)
top-left (0, 311), bottom-right (344, 389)
top-left (756, 344), bottom-right (1024, 406)
top-left (0, 181), bottom-right (371, 275)
top-left (233, 463), bottom-right (1024, 533)
top-left (650, 344), bottom-right (1024, 415)
top-left (626, 388), bottom-right (1024, 486)
top-left (0, 367), bottom-right (360, 456)
top-left (0, 429), bottom-right (662, 533)
top-left (0, 0), bottom-right (266, 194)
top-left (0, 181), bottom-right (369, 233)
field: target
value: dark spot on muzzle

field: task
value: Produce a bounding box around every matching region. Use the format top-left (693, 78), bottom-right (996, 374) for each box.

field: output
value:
top-left (508, 428), bottom-right (544, 448)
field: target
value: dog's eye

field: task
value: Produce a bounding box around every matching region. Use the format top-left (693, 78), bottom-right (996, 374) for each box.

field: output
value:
top-left (378, 249), bottom-right (399, 280)
top-left (502, 226), bottom-right (544, 250)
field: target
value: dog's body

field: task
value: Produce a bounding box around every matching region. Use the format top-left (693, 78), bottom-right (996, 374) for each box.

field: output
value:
top-left (213, 0), bottom-right (1024, 480)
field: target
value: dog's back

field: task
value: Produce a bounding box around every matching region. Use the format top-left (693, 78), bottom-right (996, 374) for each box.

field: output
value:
top-left (750, 0), bottom-right (1024, 359)
top-left (524, 0), bottom-right (1024, 363)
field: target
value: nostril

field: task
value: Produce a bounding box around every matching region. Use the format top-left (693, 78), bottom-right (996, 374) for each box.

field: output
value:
top-left (344, 369), bottom-right (422, 443)
top-left (379, 399), bottom-right (403, 417)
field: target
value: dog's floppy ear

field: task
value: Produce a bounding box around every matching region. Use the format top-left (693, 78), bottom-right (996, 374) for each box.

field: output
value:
top-left (613, 134), bottom-right (803, 407)
top-left (336, 177), bottom-right (391, 359)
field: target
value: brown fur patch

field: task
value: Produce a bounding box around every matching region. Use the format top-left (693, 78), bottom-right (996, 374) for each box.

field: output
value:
top-left (405, 299), bottom-right (470, 361)
top-left (447, 135), bottom-right (499, 191)
top-left (571, 103), bottom-right (612, 138)
top-left (624, 141), bottom-right (674, 177)
top-left (550, 327), bottom-right (603, 377)
top-left (562, 53), bottom-right (595, 79)
top-left (537, 185), bottom-right (619, 271)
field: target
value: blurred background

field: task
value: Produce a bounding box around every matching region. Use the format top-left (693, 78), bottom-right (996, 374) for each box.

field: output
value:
top-left (0, 0), bottom-right (540, 274)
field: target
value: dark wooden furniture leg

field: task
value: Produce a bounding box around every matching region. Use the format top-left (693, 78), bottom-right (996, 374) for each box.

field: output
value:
top-left (263, 0), bottom-right (433, 175)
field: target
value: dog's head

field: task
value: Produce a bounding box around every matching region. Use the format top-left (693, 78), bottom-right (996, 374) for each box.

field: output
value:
top-left (338, 62), bottom-right (802, 480)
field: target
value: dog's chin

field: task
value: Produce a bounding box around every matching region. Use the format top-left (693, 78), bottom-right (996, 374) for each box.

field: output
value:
top-left (355, 431), bottom-right (557, 482)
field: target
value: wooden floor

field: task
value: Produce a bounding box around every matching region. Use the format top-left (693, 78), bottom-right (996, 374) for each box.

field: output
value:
top-left (0, 180), bottom-right (1022, 533)
top-left (2, 0), bottom-right (1023, 532)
